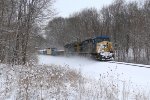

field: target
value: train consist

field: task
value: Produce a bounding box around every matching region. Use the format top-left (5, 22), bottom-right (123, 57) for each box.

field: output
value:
top-left (38, 48), bottom-right (64, 56)
top-left (64, 36), bottom-right (114, 60)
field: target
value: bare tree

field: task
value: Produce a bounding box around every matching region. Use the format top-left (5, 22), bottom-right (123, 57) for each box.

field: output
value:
top-left (0, 0), bottom-right (54, 65)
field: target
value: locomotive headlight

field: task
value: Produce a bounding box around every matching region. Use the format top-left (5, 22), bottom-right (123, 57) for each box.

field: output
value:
top-left (101, 50), bottom-right (104, 53)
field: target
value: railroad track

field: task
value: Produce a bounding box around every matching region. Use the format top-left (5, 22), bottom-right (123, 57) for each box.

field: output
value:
top-left (108, 61), bottom-right (150, 68)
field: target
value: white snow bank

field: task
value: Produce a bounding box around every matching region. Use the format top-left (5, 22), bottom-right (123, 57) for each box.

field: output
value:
top-left (38, 55), bottom-right (150, 88)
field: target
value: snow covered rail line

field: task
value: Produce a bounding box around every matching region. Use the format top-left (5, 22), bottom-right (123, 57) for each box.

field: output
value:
top-left (108, 61), bottom-right (150, 68)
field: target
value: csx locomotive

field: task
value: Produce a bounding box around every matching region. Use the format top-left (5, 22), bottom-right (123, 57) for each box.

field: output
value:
top-left (64, 36), bottom-right (114, 60)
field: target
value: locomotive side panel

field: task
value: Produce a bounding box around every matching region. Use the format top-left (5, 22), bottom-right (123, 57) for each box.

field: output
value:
top-left (80, 39), bottom-right (93, 54)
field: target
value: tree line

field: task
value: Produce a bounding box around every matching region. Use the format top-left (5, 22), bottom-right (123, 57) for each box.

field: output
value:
top-left (45, 0), bottom-right (150, 64)
top-left (0, 0), bottom-right (54, 65)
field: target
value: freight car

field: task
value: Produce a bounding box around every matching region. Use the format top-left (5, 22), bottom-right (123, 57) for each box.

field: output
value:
top-left (38, 48), bottom-right (64, 56)
top-left (38, 48), bottom-right (57, 55)
top-left (64, 36), bottom-right (114, 60)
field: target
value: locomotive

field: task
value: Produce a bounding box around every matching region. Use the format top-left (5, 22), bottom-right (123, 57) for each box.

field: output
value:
top-left (64, 36), bottom-right (114, 60)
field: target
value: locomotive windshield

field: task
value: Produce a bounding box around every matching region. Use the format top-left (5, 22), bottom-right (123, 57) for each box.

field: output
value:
top-left (94, 36), bottom-right (110, 43)
top-left (95, 38), bottom-right (110, 42)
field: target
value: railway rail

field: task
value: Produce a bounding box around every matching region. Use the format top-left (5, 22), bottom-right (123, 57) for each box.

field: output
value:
top-left (108, 61), bottom-right (150, 68)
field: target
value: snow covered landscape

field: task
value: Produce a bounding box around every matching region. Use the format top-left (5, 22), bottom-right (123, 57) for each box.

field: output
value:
top-left (39, 55), bottom-right (150, 87)
top-left (0, 0), bottom-right (150, 99)
top-left (38, 55), bottom-right (150, 99)
top-left (0, 55), bottom-right (150, 100)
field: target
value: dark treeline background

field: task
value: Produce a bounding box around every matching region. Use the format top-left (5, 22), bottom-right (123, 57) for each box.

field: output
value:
top-left (45, 0), bottom-right (150, 64)
top-left (0, 0), bottom-right (54, 65)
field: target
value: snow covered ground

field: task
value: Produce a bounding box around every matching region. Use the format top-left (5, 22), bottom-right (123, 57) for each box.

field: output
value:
top-left (38, 55), bottom-right (150, 88)
top-left (0, 55), bottom-right (150, 99)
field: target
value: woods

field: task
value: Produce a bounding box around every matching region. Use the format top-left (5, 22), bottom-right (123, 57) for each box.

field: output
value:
top-left (45, 0), bottom-right (150, 64)
top-left (0, 0), bottom-right (149, 65)
top-left (0, 0), bottom-right (54, 64)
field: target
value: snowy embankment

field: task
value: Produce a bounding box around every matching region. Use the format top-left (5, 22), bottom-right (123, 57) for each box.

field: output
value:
top-left (1, 55), bottom-right (150, 100)
top-left (38, 55), bottom-right (150, 88)
top-left (0, 64), bottom-right (83, 100)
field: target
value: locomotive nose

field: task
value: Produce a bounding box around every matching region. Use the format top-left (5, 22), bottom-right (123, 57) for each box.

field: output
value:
top-left (96, 41), bottom-right (114, 60)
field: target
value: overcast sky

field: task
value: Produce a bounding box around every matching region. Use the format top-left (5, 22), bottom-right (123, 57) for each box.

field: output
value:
top-left (54, 0), bottom-right (137, 18)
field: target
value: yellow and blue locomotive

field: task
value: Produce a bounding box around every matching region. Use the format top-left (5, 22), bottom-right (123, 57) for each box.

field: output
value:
top-left (92, 36), bottom-right (114, 60)
top-left (64, 36), bottom-right (114, 60)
